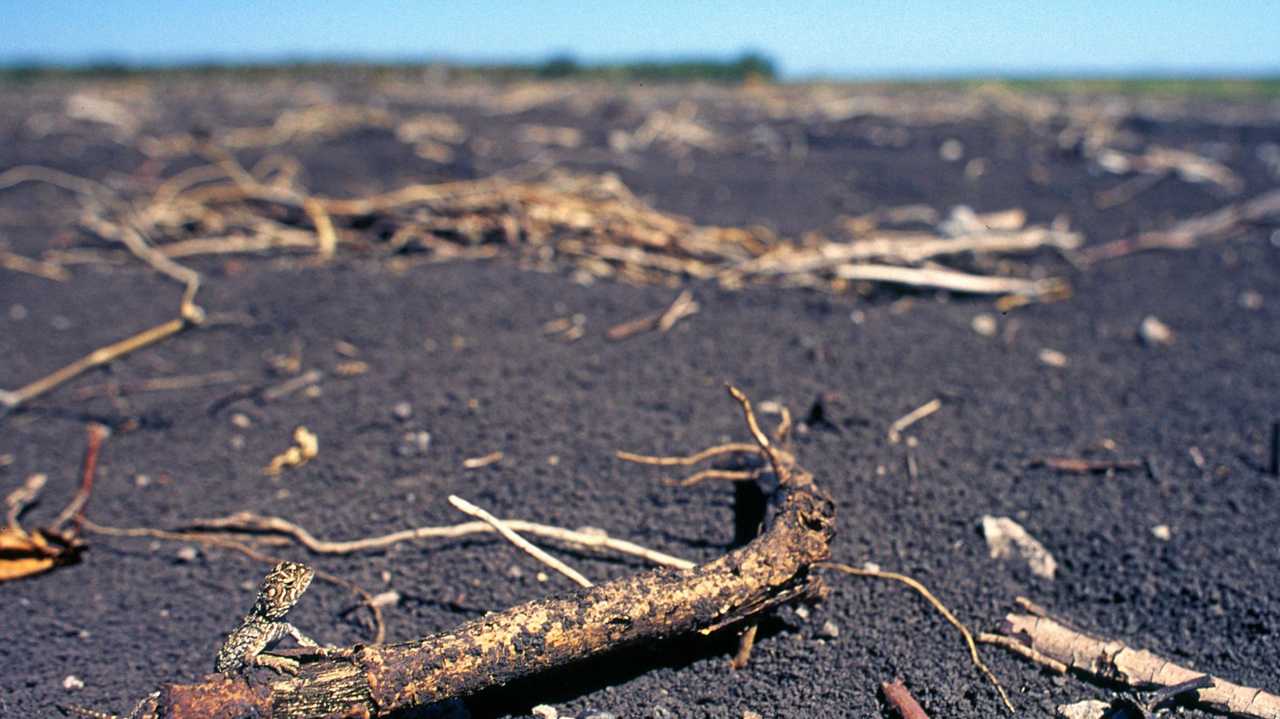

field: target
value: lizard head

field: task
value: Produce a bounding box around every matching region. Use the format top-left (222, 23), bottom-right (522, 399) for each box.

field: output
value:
top-left (253, 561), bottom-right (315, 620)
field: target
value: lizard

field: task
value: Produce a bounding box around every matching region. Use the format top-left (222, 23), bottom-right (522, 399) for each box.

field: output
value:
top-left (60, 561), bottom-right (325, 718)
top-left (214, 560), bottom-right (323, 675)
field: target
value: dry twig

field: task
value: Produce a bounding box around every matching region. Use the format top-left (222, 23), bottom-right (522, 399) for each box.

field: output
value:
top-left (991, 611), bottom-right (1280, 718)
top-left (186, 511), bottom-right (696, 570)
top-left (1081, 188), bottom-right (1280, 264)
top-left (888, 398), bottom-right (942, 444)
top-left (0, 248), bottom-right (69, 281)
top-left (606, 290), bottom-right (700, 340)
top-left (448, 495), bottom-right (593, 588)
top-left (51, 423), bottom-right (110, 533)
top-left (820, 562), bottom-right (1014, 713)
top-left (881, 678), bottom-right (932, 719)
top-left (461, 451), bottom-right (504, 469)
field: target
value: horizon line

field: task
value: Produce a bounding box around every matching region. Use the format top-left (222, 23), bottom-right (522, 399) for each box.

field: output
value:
top-left (2, 53), bottom-right (1278, 83)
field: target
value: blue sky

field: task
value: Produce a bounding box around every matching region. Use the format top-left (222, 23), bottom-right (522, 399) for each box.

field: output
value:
top-left (2, 1), bottom-right (1276, 78)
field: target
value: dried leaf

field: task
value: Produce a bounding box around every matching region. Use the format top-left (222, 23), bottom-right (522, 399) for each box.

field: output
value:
top-left (0, 526), bottom-right (84, 582)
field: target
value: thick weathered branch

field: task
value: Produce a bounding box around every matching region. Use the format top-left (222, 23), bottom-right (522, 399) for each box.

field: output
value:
top-left (152, 459), bottom-right (834, 717)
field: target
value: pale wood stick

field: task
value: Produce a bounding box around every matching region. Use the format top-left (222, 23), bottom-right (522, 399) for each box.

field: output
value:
top-left (448, 495), bottom-right (593, 588)
top-left (2, 317), bottom-right (190, 411)
top-left (888, 398), bottom-right (942, 444)
top-left (836, 263), bottom-right (1062, 297)
top-left (995, 612), bottom-right (1280, 718)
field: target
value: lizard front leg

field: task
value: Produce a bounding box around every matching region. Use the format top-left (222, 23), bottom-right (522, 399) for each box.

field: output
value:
top-left (252, 652), bottom-right (302, 675)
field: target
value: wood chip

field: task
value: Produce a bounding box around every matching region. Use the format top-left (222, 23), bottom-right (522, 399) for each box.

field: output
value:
top-left (981, 515), bottom-right (1057, 580)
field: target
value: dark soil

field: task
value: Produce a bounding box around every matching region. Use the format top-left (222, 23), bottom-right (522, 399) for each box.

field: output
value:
top-left (1, 76), bottom-right (1278, 718)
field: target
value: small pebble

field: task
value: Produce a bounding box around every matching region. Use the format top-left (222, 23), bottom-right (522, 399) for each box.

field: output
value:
top-left (229, 435), bottom-right (245, 451)
top-left (133, 474), bottom-right (151, 488)
top-left (369, 590), bottom-right (401, 608)
top-left (536, 572), bottom-right (549, 583)
top-left (8, 304), bottom-right (27, 321)
top-left (1138, 315), bottom-right (1174, 346)
top-left (230, 413), bottom-right (252, 429)
top-left (971, 313), bottom-right (998, 337)
top-left (531, 705), bottom-right (557, 719)
top-left (175, 546), bottom-right (199, 563)
top-left (396, 431), bottom-right (432, 457)
top-left (392, 401), bottom-right (413, 421)
top-left (1239, 290), bottom-right (1263, 310)
top-left (51, 315), bottom-right (72, 331)
top-left (583, 712), bottom-right (617, 719)
top-left (793, 605), bottom-right (810, 621)
top-left (62, 675), bottom-right (85, 691)
top-left (743, 712), bottom-right (763, 719)
top-left (818, 620), bottom-right (840, 639)
top-left (849, 310), bottom-right (866, 325)
top-left (939, 138), bottom-right (965, 162)
top-left (1039, 348), bottom-right (1068, 367)
top-left (507, 565), bottom-right (525, 579)
top-left (1152, 524), bottom-right (1172, 541)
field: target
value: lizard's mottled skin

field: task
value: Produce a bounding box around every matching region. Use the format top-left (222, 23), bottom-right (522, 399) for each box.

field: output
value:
top-left (214, 560), bottom-right (320, 675)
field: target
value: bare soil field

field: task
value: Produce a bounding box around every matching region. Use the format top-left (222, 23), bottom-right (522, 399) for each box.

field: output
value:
top-left (1, 73), bottom-right (1279, 718)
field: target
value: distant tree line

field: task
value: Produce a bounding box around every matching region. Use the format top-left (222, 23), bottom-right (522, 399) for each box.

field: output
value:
top-left (529, 51), bottom-right (777, 82)
top-left (0, 52), bottom-right (779, 84)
